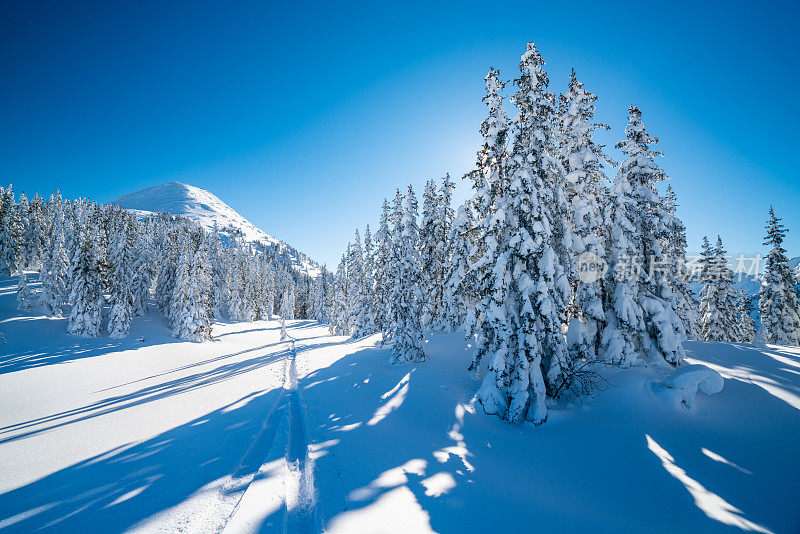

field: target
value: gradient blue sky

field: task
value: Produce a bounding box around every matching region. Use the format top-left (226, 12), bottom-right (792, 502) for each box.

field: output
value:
top-left (1, 0), bottom-right (798, 267)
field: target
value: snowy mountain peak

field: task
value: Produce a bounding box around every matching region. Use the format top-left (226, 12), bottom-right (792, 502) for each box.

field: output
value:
top-left (113, 182), bottom-right (320, 276)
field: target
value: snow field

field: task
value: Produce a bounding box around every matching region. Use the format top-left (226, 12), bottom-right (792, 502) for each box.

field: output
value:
top-left (2, 275), bottom-right (799, 533)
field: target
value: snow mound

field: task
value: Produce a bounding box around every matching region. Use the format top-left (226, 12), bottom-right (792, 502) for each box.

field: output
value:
top-left (113, 182), bottom-right (320, 276)
top-left (662, 364), bottom-right (724, 411)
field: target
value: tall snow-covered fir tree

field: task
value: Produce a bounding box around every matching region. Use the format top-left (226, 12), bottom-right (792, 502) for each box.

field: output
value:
top-left (170, 230), bottom-right (213, 342)
top-left (372, 199), bottom-right (392, 334)
top-left (441, 204), bottom-right (473, 332)
top-left (130, 223), bottom-right (155, 317)
top-left (0, 186), bottom-right (22, 275)
top-left (107, 217), bottom-right (136, 338)
top-left (663, 185), bottom-right (699, 339)
top-left (310, 265), bottom-right (329, 323)
top-left (759, 207), bottom-right (800, 346)
top-left (736, 289), bottom-right (756, 343)
top-left (16, 271), bottom-right (35, 310)
top-left (348, 229), bottom-right (373, 337)
top-left (67, 215), bottom-right (103, 338)
top-left (601, 105), bottom-right (685, 366)
top-left (557, 69), bottom-right (616, 356)
top-left (698, 236), bottom-right (739, 342)
top-left (39, 197), bottom-right (69, 316)
top-left (470, 45), bottom-right (572, 424)
top-left (329, 250), bottom-right (350, 336)
top-left (419, 178), bottom-right (440, 329)
top-left (387, 186), bottom-right (426, 363)
top-left (434, 174), bottom-right (456, 330)
top-left (359, 225), bottom-right (376, 335)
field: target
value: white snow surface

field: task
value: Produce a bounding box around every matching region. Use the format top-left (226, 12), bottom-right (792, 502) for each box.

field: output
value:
top-left (1, 274), bottom-right (799, 533)
top-left (113, 182), bottom-right (320, 277)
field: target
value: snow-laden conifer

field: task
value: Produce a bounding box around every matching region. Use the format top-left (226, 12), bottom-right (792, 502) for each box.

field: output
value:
top-left (601, 105), bottom-right (685, 366)
top-left (557, 70), bottom-right (616, 353)
top-left (441, 205), bottom-right (473, 332)
top-left (699, 236), bottom-right (739, 342)
top-left (107, 217), bottom-right (135, 338)
top-left (387, 186), bottom-right (426, 363)
top-left (736, 290), bottom-right (756, 343)
top-left (170, 230), bottom-right (213, 342)
top-left (663, 185), bottom-right (699, 339)
top-left (470, 45), bottom-right (571, 424)
top-left (67, 215), bottom-right (103, 338)
top-left (16, 271), bottom-right (35, 310)
top-left (373, 200), bottom-right (392, 333)
top-left (759, 207), bottom-right (800, 346)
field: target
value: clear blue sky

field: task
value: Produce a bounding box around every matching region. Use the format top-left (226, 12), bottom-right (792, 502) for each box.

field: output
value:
top-left (2, 0), bottom-right (799, 268)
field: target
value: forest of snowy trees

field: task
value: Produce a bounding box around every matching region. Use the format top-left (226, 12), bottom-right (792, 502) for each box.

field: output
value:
top-left (2, 41), bottom-right (799, 425)
top-left (0, 186), bottom-right (319, 342)
top-left (324, 42), bottom-right (800, 423)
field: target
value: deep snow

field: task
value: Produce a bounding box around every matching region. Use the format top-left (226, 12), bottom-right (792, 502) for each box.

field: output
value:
top-left (1, 274), bottom-right (798, 533)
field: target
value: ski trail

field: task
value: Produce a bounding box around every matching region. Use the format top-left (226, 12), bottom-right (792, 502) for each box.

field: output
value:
top-left (223, 337), bottom-right (320, 534)
top-left (283, 340), bottom-right (320, 534)
top-left (132, 349), bottom-right (293, 534)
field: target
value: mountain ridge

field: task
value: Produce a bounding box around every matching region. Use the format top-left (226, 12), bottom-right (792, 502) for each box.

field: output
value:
top-left (113, 181), bottom-right (320, 276)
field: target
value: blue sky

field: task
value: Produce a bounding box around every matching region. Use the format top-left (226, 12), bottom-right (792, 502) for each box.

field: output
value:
top-left (1, 0), bottom-right (798, 268)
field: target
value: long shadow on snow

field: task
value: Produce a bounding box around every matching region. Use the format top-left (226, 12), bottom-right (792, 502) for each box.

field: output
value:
top-left (0, 336), bottom-right (343, 443)
top-left (300, 338), bottom-right (796, 534)
top-left (0, 389), bottom-right (285, 533)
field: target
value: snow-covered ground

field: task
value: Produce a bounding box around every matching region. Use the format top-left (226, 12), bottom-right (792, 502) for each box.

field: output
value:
top-left (1, 274), bottom-right (799, 533)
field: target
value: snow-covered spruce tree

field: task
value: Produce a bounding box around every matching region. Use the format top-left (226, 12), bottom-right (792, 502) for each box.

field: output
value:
top-left (663, 185), bottom-right (699, 339)
top-left (752, 324), bottom-right (768, 348)
top-left (130, 221), bottom-right (155, 317)
top-left (282, 271), bottom-right (296, 321)
top-left (470, 45), bottom-right (572, 424)
top-left (419, 179), bottom-right (441, 329)
top-left (737, 290), bottom-right (756, 343)
top-left (26, 193), bottom-right (46, 270)
top-left (107, 217), bottom-right (136, 338)
top-left (464, 68), bottom-right (510, 277)
top-left (380, 189), bottom-right (404, 346)
top-left (311, 265), bottom-right (329, 323)
top-left (329, 251), bottom-right (350, 336)
top-left (433, 174), bottom-right (456, 330)
top-left (39, 200), bottom-right (69, 316)
top-left (67, 218), bottom-right (103, 338)
top-left (387, 185), bottom-right (426, 363)
top-left (698, 236), bottom-right (739, 342)
top-left (441, 204), bottom-right (473, 332)
top-left (265, 264), bottom-right (276, 319)
top-left (155, 217), bottom-right (179, 313)
top-left (16, 271), bottom-right (35, 310)
top-left (759, 207), bottom-right (800, 346)
top-left (348, 229), bottom-right (373, 337)
top-left (557, 69), bottom-right (616, 357)
top-left (16, 192), bottom-right (31, 270)
top-left (0, 186), bottom-right (22, 275)
top-left (170, 230), bottom-right (213, 342)
top-left (360, 225), bottom-right (376, 334)
top-left (372, 199), bottom-right (392, 333)
top-left (208, 224), bottom-right (229, 317)
top-left (601, 105), bottom-right (685, 366)
top-left (463, 67), bottom-right (509, 345)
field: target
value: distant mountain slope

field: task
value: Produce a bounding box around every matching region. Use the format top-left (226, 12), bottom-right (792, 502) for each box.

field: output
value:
top-left (113, 181), bottom-right (320, 276)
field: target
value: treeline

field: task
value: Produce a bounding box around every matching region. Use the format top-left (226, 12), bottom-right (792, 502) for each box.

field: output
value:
top-left (0, 187), bottom-right (319, 341)
top-left (696, 209), bottom-right (800, 347)
top-left (327, 42), bottom-right (800, 424)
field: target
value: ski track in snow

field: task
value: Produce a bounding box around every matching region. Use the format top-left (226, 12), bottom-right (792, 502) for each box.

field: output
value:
top-left (223, 338), bottom-right (320, 534)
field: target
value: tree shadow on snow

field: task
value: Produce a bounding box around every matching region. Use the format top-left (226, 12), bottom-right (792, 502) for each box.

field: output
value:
top-left (0, 388), bottom-right (287, 533)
